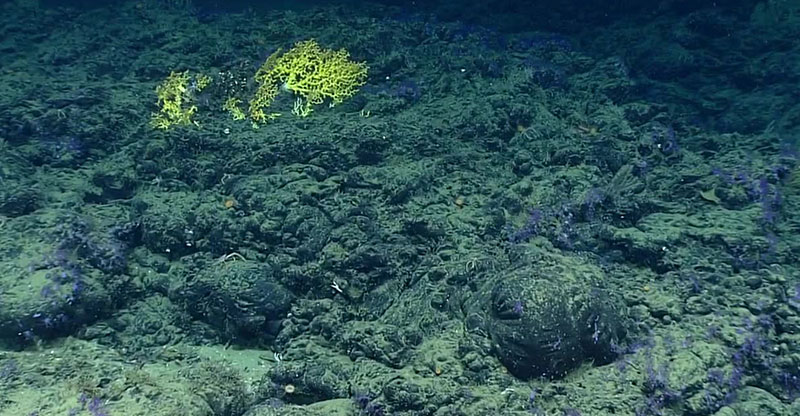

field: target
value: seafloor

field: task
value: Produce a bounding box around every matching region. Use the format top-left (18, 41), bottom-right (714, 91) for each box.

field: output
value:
top-left (1, 0), bottom-right (800, 415)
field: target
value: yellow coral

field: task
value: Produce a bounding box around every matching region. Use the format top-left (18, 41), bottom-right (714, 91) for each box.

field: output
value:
top-left (223, 97), bottom-right (246, 121)
top-left (248, 40), bottom-right (368, 122)
top-left (150, 70), bottom-right (210, 130)
top-left (195, 73), bottom-right (212, 90)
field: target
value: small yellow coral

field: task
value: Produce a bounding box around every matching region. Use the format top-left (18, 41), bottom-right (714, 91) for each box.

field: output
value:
top-left (196, 73), bottom-right (212, 90)
top-left (150, 71), bottom-right (210, 130)
top-left (223, 97), bottom-right (246, 121)
top-left (248, 40), bottom-right (368, 123)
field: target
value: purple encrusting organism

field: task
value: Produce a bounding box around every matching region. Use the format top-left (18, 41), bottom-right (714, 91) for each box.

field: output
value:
top-left (75, 393), bottom-right (110, 416)
top-left (88, 396), bottom-right (109, 416)
top-left (788, 284), bottom-right (800, 310)
top-left (38, 133), bottom-right (87, 164)
top-left (662, 126), bottom-right (679, 155)
top-left (648, 125), bottom-right (680, 157)
top-left (508, 207), bottom-right (544, 243)
top-left (393, 79), bottom-right (422, 102)
top-left (508, 198), bottom-right (604, 252)
top-left (53, 217), bottom-right (134, 275)
top-left (685, 273), bottom-right (702, 293)
top-left (353, 392), bottom-right (385, 416)
top-left (708, 143), bottom-right (799, 270)
top-left (22, 216), bottom-right (138, 341)
top-left (582, 187), bottom-right (605, 220)
top-left (0, 359), bottom-right (18, 380)
top-left (527, 388), bottom-right (545, 415)
top-left (700, 310), bottom-right (800, 410)
top-left (512, 300), bottom-right (524, 317)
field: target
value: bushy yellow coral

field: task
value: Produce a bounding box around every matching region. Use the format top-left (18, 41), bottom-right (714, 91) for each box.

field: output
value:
top-left (150, 71), bottom-right (211, 130)
top-left (223, 97), bottom-right (246, 121)
top-left (249, 39), bottom-right (368, 123)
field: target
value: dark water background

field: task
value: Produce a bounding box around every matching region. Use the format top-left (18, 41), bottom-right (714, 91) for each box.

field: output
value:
top-left (1, 0), bottom-right (799, 415)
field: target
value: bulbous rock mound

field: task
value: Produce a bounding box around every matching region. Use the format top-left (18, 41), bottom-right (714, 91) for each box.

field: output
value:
top-left (467, 248), bottom-right (628, 380)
